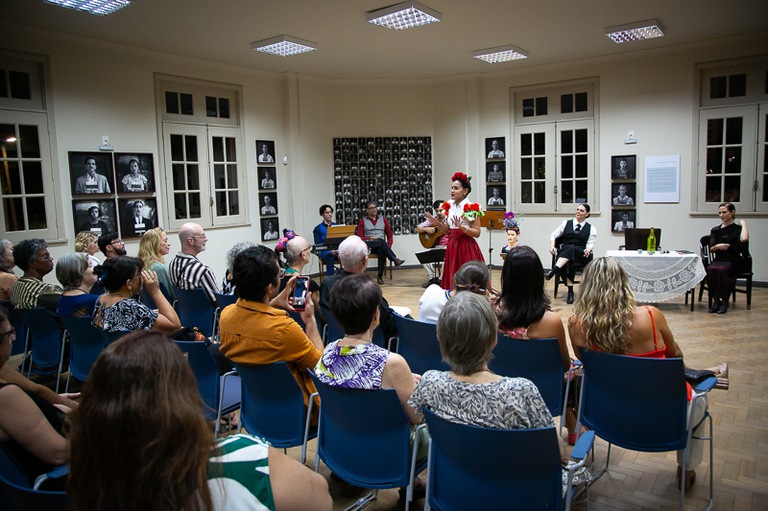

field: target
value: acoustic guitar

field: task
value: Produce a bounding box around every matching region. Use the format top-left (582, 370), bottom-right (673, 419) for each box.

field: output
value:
top-left (418, 230), bottom-right (444, 248)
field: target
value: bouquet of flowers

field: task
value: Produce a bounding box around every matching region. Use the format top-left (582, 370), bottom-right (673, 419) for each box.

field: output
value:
top-left (462, 202), bottom-right (485, 221)
top-left (503, 211), bottom-right (519, 231)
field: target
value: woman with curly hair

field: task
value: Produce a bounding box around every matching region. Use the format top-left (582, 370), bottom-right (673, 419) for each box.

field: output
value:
top-left (74, 231), bottom-right (101, 268)
top-left (567, 257), bottom-right (705, 490)
top-left (68, 330), bottom-right (332, 510)
top-left (137, 227), bottom-right (175, 302)
top-left (426, 172), bottom-right (485, 290)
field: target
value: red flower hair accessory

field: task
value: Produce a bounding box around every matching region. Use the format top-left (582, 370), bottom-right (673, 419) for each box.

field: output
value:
top-left (440, 201), bottom-right (451, 214)
top-left (451, 172), bottom-right (470, 183)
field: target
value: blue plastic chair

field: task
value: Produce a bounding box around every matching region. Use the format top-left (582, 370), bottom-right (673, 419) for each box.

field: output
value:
top-left (309, 372), bottom-right (427, 510)
top-left (422, 408), bottom-right (594, 511)
top-left (0, 301), bottom-right (27, 357)
top-left (389, 313), bottom-right (449, 375)
top-left (212, 291), bottom-right (238, 341)
top-left (17, 308), bottom-right (65, 392)
top-left (174, 340), bottom-right (240, 436)
top-left (0, 444), bottom-right (69, 511)
top-left (59, 316), bottom-right (105, 391)
top-left (577, 350), bottom-right (714, 510)
top-left (321, 306), bottom-right (386, 348)
top-left (491, 335), bottom-right (572, 433)
top-left (172, 286), bottom-right (216, 338)
top-left (236, 362), bottom-right (317, 463)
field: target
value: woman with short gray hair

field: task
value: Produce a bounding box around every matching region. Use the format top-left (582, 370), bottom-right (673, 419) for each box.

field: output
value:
top-left (56, 253), bottom-right (99, 317)
top-left (0, 238), bottom-right (17, 301)
top-left (221, 241), bottom-right (257, 295)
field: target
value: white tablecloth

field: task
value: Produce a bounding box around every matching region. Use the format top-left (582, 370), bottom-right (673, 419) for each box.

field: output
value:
top-left (605, 250), bottom-right (706, 303)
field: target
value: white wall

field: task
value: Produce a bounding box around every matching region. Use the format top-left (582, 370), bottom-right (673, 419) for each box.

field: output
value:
top-left (2, 23), bottom-right (766, 283)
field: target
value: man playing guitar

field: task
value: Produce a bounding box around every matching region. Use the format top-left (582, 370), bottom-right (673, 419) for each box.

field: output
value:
top-left (415, 200), bottom-right (448, 287)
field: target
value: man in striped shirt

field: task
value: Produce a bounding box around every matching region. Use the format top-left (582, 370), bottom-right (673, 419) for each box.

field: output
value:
top-left (169, 222), bottom-right (219, 308)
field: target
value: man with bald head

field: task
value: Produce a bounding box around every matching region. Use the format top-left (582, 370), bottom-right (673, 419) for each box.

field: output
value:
top-left (169, 222), bottom-right (219, 306)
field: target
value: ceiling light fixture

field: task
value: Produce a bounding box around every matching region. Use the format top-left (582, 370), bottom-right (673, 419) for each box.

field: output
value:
top-left (250, 35), bottom-right (318, 57)
top-left (605, 19), bottom-right (665, 44)
top-left (473, 45), bottom-right (528, 64)
top-left (366, 1), bottom-right (441, 30)
top-left (43, 0), bottom-right (131, 16)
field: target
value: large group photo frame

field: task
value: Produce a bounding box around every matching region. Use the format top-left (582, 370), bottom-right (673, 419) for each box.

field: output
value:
top-left (69, 152), bottom-right (115, 196)
top-left (114, 152), bottom-right (156, 193)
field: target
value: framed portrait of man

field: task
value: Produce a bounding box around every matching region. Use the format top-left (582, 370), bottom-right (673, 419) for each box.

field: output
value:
top-left (486, 185), bottom-right (506, 209)
top-left (611, 155), bottom-right (636, 180)
top-left (115, 153), bottom-right (156, 193)
top-left (611, 183), bottom-right (636, 207)
top-left (72, 199), bottom-right (117, 237)
top-left (258, 167), bottom-right (277, 190)
top-left (485, 137), bottom-right (506, 160)
top-left (486, 162), bottom-right (505, 183)
top-left (69, 152), bottom-right (114, 196)
top-left (256, 140), bottom-right (276, 164)
top-left (259, 192), bottom-right (278, 216)
top-left (612, 209), bottom-right (636, 232)
top-left (118, 197), bottom-right (158, 239)
top-left (261, 218), bottom-right (280, 242)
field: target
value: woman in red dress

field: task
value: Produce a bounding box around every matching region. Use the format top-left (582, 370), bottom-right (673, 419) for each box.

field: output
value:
top-left (428, 172), bottom-right (485, 290)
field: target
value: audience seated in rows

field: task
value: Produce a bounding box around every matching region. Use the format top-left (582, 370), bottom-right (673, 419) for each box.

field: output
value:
top-left (55, 253), bottom-right (98, 318)
top-left (418, 260), bottom-right (489, 324)
top-left (10, 239), bottom-right (62, 312)
top-left (67, 331), bottom-right (332, 511)
top-left (218, 246), bottom-right (323, 424)
top-left (92, 256), bottom-right (180, 336)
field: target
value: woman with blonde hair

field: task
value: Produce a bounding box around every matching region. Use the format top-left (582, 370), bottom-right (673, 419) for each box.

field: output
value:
top-left (74, 231), bottom-right (101, 268)
top-left (68, 330), bottom-right (332, 510)
top-left (568, 257), bottom-right (705, 490)
top-left (137, 227), bottom-right (174, 302)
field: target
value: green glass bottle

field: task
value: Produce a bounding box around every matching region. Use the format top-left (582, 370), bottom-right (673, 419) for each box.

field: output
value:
top-left (646, 227), bottom-right (657, 253)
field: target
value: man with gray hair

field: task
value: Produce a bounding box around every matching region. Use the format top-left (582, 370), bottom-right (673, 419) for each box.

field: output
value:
top-left (319, 235), bottom-right (397, 340)
top-left (169, 222), bottom-right (219, 306)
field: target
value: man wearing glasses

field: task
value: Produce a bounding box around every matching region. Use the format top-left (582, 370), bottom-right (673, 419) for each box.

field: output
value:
top-left (169, 222), bottom-right (220, 307)
top-left (356, 201), bottom-right (404, 285)
top-left (98, 233), bottom-right (127, 260)
top-left (9, 239), bottom-right (63, 311)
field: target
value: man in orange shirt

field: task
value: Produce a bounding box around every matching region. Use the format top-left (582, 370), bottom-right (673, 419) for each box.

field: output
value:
top-left (219, 245), bottom-right (323, 421)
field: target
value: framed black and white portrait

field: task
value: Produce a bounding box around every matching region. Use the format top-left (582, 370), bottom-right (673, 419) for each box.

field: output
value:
top-left (611, 183), bottom-right (636, 207)
top-left (69, 152), bottom-right (114, 196)
top-left (485, 137), bottom-right (506, 160)
top-left (256, 140), bottom-right (276, 165)
top-left (261, 218), bottom-right (280, 242)
top-left (612, 209), bottom-right (636, 232)
top-left (486, 161), bottom-right (505, 183)
top-left (611, 155), bottom-right (636, 180)
top-left (259, 192), bottom-right (278, 216)
top-left (486, 185), bottom-right (506, 209)
top-left (115, 153), bottom-right (155, 194)
top-left (258, 167), bottom-right (277, 190)
top-left (118, 198), bottom-right (158, 239)
top-left (72, 199), bottom-right (117, 237)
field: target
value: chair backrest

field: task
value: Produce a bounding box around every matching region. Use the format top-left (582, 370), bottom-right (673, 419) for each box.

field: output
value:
top-left (624, 228), bottom-right (663, 251)
top-left (579, 349), bottom-right (688, 452)
top-left (174, 341), bottom-right (220, 416)
top-left (422, 408), bottom-right (563, 511)
top-left (490, 336), bottom-right (565, 416)
top-left (391, 314), bottom-right (449, 374)
top-left (99, 329), bottom-right (129, 346)
top-left (138, 287), bottom-right (157, 309)
top-left (173, 287), bottom-right (215, 338)
top-left (0, 444), bottom-right (69, 511)
top-left (309, 372), bottom-right (414, 488)
top-left (17, 308), bottom-right (63, 371)
top-left (59, 316), bottom-right (105, 383)
top-left (88, 282), bottom-right (104, 296)
top-left (213, 292), bottom-right (238, 310)
top-left (699, 235), bottom-right (712, 266)
top-left (236, 362), bottom-right (310, 448)
top-left (0, 300), bottom-right (27, 357)
top-left (320, 306), bottom-right (343, 344)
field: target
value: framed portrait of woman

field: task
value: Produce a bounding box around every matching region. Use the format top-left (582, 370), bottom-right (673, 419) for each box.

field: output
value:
top-left (115, 153), bottom-right (155, 194)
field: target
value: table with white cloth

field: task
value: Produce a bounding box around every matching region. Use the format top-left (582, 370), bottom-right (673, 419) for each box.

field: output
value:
top-left (604, 250), bottom-right (706, 303)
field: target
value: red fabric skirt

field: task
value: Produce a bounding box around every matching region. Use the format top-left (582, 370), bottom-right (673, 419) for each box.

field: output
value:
top-left (441, 229), bottom-right (485, 290)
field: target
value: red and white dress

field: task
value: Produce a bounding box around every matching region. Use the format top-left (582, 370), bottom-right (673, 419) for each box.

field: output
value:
top-left (441, 198), bottom-right (485, 290)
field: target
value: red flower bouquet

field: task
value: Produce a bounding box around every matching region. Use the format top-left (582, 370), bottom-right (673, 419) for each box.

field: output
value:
top-left (462, 202), bottom-right (484, 221)
top-left (440, 201), bottom-right (451, 214)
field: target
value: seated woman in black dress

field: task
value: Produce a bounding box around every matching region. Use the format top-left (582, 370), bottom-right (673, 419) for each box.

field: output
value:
top-left (546, 203), bottom-right (596, 304)
top-left (707, 202), bottom-right (749, 314)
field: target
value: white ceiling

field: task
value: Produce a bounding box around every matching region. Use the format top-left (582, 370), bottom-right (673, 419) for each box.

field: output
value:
top-left (4, 0), bottom-right (768, 79)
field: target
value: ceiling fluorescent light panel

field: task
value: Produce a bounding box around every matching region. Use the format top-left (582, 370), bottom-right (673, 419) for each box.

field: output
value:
top-left (605, 19), bottom-right (665, 44)
top-left (473, 45), bottom-right (528, 64)
top-left (250, 35), bottom-right (317, 57)
top-left (367, 1), bottom-right (441, 30)
top-left (43, 0), bottom-right (131, 15)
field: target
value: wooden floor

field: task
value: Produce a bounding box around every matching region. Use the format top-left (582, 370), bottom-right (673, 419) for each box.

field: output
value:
top-left (297, 266), bottom-right (767, 511)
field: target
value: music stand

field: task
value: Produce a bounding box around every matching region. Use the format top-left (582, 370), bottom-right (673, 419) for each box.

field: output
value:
top-left (480, 211), bottom-right (506, 280)
top-left (416, 247), bottom-right (446, 280)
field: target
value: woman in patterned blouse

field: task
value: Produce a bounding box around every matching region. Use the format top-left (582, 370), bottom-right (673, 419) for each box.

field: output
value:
top-left (91, 256), bottom-right (180, 336)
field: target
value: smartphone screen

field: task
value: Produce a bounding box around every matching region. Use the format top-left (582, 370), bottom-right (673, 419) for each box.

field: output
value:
top-left (293, 276), bottom-right (309, 311)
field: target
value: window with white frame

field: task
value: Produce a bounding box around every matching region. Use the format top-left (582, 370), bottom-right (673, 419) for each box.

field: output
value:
top-left (156, 76), bottom-right (247, 230)
top-left (511, 80), bottom-right (597, 214)
top-left (0, 53), bottom-right (61, 241)
top-left (695, 57), bottom-right (768, 212)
